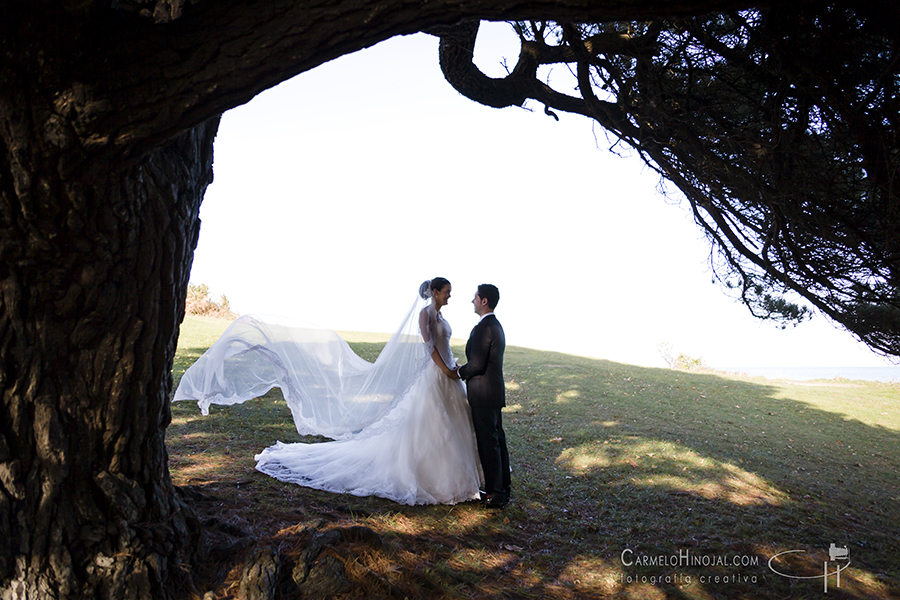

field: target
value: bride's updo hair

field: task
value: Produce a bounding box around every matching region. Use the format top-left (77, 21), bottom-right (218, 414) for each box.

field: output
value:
top-left (419, 277), bottom-right (451, 299)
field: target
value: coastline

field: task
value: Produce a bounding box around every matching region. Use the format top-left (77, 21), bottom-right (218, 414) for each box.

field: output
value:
top-left (718, 365), bottom-right (900, 382)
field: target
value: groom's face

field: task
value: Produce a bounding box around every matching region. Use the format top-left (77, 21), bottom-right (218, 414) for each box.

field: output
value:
top-left (472, 293), bottom-right (488, 316)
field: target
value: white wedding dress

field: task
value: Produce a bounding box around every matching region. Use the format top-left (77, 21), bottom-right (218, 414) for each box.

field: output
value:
top-left (174, 294), bottom-right (482, 505)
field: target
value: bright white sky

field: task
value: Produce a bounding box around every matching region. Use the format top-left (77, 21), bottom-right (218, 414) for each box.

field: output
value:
top-left (189, 24), bottom-right (893, 370)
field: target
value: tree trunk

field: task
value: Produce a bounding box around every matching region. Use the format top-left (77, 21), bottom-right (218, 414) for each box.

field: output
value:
top-left (0, 100), bottom-right (220, 597)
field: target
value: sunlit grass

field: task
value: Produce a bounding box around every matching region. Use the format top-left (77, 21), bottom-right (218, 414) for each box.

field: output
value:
top-left (556, 438), bottom-right (788, 506)
top-left (169, 316), bottom-right (900, 599)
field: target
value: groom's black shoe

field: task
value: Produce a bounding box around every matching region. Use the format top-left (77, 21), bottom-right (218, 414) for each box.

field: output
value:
top-left (484, 493), bottom-right (508, 509)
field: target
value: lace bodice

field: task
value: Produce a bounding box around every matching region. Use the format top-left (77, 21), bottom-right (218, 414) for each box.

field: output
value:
top-left (420, 304), bottom-right (457, 370)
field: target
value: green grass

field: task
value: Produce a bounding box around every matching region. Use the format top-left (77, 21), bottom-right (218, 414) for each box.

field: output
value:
top-left (169, 316), bottom-right (900, 599)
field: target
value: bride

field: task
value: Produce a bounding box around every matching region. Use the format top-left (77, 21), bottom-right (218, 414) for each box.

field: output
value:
top-left (174, 278), bottom-right (483, 505)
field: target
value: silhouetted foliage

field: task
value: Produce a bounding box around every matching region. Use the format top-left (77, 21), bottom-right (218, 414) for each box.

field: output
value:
top-left (436, 1), bottom-right (900, 356)
top-left (186, 283), bottom-right (239, 319)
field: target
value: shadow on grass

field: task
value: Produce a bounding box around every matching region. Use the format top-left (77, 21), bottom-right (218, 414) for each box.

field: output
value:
top-left (498, 350), bottom-right (900, 599)
top-left (168, 339), bottom-right (900, 599)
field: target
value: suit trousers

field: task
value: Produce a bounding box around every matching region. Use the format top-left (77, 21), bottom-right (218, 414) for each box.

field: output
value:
top-left (470, 405), bottom-right (511, 498)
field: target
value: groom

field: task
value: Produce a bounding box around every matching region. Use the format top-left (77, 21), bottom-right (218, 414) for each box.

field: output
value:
top-left (456, 284), bottom-right (510, 508)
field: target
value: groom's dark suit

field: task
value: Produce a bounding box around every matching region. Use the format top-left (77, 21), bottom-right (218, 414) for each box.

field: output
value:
top-left (458, 314), bottom-right (510, 505)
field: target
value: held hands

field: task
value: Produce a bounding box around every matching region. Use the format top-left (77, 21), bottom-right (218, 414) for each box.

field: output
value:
top-left (447, 366), bottom-right (461, 380)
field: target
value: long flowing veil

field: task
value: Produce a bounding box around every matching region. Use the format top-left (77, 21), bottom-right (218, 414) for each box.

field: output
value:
top-left (173, 293), bottom-right (431, 441)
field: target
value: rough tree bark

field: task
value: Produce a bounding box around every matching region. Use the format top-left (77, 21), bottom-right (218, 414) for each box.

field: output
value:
top-left (0, 46), bottom-right (221, 594)
top-left (0, 101), bottom-right (220, 596)
top-left (0, 0), bottom-right (763, 597)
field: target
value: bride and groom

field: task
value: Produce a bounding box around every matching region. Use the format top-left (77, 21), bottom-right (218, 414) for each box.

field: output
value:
top-left (174, 278), bottom-right (510, 508)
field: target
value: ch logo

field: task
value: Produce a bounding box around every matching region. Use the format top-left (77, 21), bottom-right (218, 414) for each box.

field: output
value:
top-left (768, 544), bottom-right (850, 593)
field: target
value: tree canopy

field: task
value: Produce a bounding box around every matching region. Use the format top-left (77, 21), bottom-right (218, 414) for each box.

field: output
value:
top-left (435, 1), bottom-right (900, 357)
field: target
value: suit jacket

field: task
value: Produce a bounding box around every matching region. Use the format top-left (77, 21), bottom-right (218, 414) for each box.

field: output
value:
top-left (458, 314), bottom-right (506, 408)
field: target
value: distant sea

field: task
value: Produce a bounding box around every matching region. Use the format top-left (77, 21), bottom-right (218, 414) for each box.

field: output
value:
top-left (718, 366), bottom-right (900, 382)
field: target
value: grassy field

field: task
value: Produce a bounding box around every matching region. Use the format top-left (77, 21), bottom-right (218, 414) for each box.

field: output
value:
top-left (169, 316), bottom-right (900, 599)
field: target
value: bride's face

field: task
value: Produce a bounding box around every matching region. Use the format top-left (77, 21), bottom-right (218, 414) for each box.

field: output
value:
top-left (433, 284), bottom-right (451, 308)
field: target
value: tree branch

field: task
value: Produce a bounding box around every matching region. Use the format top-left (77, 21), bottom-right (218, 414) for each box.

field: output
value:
top-left (1, 0), bottom-right (766, 161)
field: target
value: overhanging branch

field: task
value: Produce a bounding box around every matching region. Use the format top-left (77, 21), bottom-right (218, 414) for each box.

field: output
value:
top-left (1, 0), bottom-right (765, 160)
